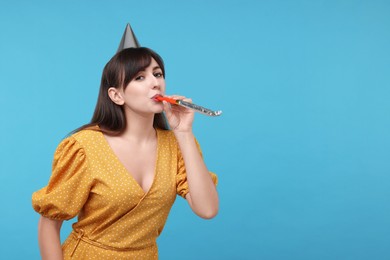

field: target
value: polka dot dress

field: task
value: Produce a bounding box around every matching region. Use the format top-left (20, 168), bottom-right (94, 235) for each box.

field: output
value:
top-left (32, 126), bottom-right (218, 259)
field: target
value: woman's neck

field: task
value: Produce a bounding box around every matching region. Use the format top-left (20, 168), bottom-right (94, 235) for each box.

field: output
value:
top-left (121, 111), bottom-right (156, 143)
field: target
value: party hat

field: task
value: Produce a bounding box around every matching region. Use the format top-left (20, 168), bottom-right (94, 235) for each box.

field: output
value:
top-left (117, 23), bottom-right (140, 52)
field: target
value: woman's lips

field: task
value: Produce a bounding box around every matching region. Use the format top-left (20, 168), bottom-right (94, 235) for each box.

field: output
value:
top-left (151, 94), bottom-right (163, 101)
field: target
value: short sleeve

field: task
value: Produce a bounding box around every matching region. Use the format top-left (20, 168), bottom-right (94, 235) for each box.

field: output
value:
top-left (176, 138), bottom-right (218, 198)
top-left (32, 136), bottom-right (92, 220)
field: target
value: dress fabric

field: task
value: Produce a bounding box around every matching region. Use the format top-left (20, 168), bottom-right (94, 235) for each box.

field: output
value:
top-left (32, 127), bottom-right (217, 259)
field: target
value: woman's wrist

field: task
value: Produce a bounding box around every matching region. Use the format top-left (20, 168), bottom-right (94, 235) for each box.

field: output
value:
top-left (173, 130), bottom-right (194, 142)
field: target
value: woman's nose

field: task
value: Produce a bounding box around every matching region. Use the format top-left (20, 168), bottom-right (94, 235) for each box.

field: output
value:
top-left (150, 76), bottom-right (160, 90)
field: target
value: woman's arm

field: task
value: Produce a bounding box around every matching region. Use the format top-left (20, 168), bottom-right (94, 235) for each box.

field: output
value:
top-left (38, 216), bottom-right (63, 260)
top-left (175, 131), bottom-right (219, 219)
top-left (163, 96), bottom-right (219, 219)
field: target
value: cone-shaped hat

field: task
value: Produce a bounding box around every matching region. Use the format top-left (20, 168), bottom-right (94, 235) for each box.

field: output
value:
top-left (117, 23), bottom-right (140, 52)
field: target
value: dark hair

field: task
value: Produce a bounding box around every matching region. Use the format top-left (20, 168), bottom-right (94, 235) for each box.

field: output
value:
top-left (74, 47), bottom-right (169, 135)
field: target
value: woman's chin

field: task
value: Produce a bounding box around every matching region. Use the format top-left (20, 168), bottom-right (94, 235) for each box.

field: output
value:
top-left (152, 107), bottom-right (164, 114)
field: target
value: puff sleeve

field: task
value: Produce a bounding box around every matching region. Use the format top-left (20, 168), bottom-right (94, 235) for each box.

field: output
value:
top-left (176, 139), bottom-right (218, 198)
top-left (32, 136), bottom-right (92, 220)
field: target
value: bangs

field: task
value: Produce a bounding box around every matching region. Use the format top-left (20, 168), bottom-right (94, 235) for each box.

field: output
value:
top-left (116, 47), bottom-right (165, 89)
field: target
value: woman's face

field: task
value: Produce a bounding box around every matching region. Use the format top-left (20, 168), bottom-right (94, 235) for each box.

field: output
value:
top-left (121, 58), bottom-right (166, 116)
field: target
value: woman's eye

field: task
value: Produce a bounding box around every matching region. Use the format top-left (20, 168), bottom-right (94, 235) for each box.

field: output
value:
top-left (135, 75), bottom-right (144, 81)
top-left (154, 72), bottom-right (163, 78)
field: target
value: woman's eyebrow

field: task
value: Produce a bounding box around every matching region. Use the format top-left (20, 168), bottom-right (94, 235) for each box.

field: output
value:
top-left (153, 66), bottom-right (162, 70)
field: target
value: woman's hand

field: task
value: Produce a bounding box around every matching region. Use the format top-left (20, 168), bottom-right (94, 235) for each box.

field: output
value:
top-left (163, 95), bottom-right (195, 133)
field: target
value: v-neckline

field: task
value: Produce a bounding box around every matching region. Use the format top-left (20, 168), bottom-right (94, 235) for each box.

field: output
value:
top-left (99, 127), bottom-right (160, 195)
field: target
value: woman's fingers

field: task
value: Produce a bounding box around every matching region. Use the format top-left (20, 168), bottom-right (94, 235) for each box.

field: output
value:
top-left (162, 95), bottom-right (195, 131)
top-left (162, 100), bottom-right (179, 130)
top-left (162, 101), bottom-right (172, 116)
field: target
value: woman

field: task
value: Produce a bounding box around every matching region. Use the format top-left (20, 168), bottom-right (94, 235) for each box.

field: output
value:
top-left (32, 47), bottom-right (219, 259)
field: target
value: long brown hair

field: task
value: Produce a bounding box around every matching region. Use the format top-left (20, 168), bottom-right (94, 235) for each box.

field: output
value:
top-left (73, 47), bottom-right (169, 135)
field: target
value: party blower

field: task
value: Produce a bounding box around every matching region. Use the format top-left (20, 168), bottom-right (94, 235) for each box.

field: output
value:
top-left (153, 95), bottom-right (222, 117)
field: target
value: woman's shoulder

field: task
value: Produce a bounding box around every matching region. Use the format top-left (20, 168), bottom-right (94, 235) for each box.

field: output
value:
top-left (68, 125), bottom-right (102, 146)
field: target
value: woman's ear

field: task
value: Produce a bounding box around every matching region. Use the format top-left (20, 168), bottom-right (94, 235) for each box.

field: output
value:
top-left (108, 87), bottom-right (125, 105)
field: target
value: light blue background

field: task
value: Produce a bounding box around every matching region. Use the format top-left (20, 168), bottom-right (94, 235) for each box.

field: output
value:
top-left (1, 0), bottom-right (389, 259)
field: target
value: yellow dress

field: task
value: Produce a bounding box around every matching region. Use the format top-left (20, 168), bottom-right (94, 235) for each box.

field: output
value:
top-left (32, 127), bottom-right (217, 259)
